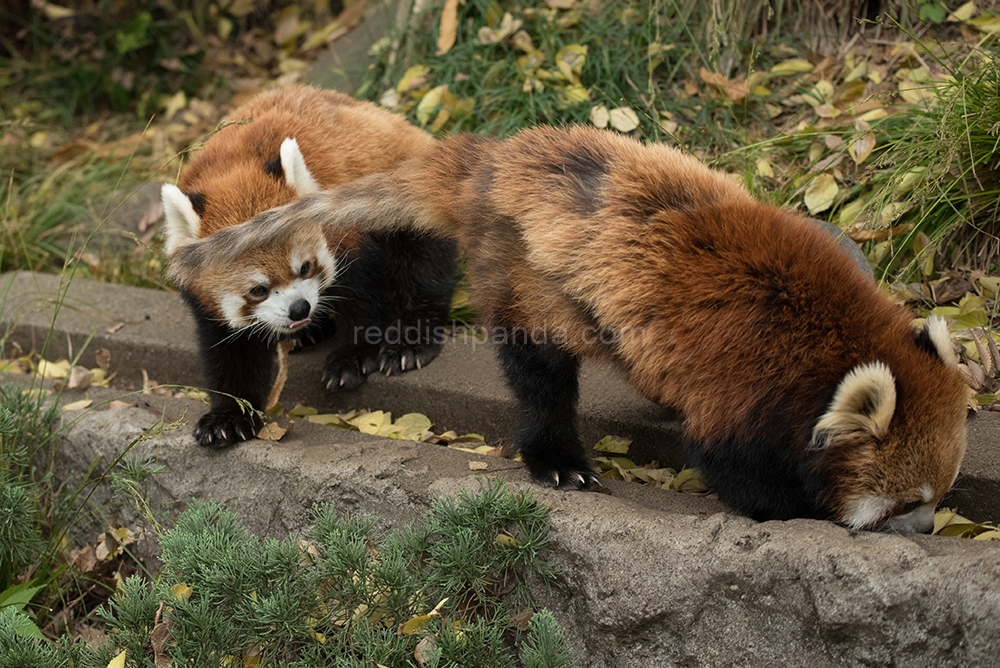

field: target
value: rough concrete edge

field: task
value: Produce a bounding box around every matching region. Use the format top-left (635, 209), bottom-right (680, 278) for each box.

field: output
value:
top-left (46, 384), bottom-right (1000, 668)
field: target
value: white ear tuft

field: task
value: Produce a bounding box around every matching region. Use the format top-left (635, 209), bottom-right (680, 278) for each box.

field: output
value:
top-left (925, 315), bottom-right (958, 367)
top-left (280, 138), bottom-right (321, 196)
top-left (810, 361), bottom-right (897, 449)
top-left (161, 184), bottom-right (202, 256)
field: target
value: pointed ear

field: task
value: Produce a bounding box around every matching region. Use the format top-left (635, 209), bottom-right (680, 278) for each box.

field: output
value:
top-left (280, 137), bottom-right (321, 196)
top-left (810, 361), bottom-right (897, 449)
top-left (923, 315), bottom-right (958, 367)
top-left (161, 184), bottom-right (202, 256)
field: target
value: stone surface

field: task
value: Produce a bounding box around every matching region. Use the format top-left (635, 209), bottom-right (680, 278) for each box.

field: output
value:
top-left (35, 381), bottom-right (1000, 668)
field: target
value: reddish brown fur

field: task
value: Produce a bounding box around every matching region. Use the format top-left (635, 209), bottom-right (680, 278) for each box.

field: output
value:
top-left (233, 125), bottom-right (969, 524)
top-left (178, 85), bottom-right (431, 236)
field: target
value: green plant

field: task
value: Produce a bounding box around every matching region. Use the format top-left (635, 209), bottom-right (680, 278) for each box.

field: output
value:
top-left (58, 480), bottom-right (573, 666)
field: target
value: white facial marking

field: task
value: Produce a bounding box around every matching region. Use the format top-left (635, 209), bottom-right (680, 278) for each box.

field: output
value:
top-left (842, 495), bottom-right (895, 530)
top-left (255, 277), bottom-right (323, 334)
top-left (883, 503), bottom-right (936, 534)
top-left (161, 184), bottom-right (202, 255)
top-left (926, 315), bottom-right (958, 366)
top-left (920, 483), bottom-right (934, 503)
top-left (280, 138), bottom-right (321, 196)
top-left (219, 294), bottom-right (250, 329)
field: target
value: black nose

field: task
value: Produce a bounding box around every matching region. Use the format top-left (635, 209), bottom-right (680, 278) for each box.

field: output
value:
top-left (289, 299), bottom-right (311, 321)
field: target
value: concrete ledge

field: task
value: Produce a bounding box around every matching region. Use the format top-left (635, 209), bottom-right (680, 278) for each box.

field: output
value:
top-left (3, 270), bottom-right (1000, 665)
top-left (2, 270), bottom-right (998, 517)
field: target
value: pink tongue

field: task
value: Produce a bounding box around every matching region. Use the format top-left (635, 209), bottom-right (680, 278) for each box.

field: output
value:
top-left (289, 317), bottom-right (312, 330)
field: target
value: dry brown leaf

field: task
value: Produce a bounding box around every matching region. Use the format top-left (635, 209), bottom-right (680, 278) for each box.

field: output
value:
top-left (95, 348), bottom-right (111, 370)
top-left (257, 422), bottom-right (287, 441)
top-left (469, 461), bottom-right (488, 471)
top-left (108, 401), bottom-right (135, 410)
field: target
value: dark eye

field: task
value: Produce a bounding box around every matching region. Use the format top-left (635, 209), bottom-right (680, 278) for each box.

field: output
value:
top-left (249, 285), bottom-right (269, 299)
top-left (300, 261), bottom-right (312, 278)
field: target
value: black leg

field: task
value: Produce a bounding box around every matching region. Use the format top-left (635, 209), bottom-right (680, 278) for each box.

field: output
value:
top-left (321, 231), bottom-right (457, 390)
top-left (496, 338), bottom-right (599, 489)
top-left (184, 294), bottom-right (274, 448)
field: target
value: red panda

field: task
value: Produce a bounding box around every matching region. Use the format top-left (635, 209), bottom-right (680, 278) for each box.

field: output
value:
top-left (173, 125), bottom-right (969, 532)
top-left (162, 86), bottom-right (456, 448)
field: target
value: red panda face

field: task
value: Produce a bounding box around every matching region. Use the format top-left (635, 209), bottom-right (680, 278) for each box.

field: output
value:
top-left (184, 225), bottom-right (337, 336)
top-left (812, 317), bottom-right (968, 532)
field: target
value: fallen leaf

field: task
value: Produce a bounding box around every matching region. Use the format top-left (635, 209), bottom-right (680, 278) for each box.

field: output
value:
top-left (257, 422), bottom-right (287, 441)
top-left (95, 348), bottom-right (111, 370)
top-left (593, 435), bottom-right (632, 454)
top-left (609, 107), bottom-right (640, 132)
top-left (756, 158), bottom-right (774, 178)
top-left (804, 173), bottom-right (839, 214)
top-left (106, 322), bottom-right (125, 334)
top-left (63, 399), bottom-right (93, 412)
top-left (947, 1), bottom-right (977, 22)
top-left (469, 461), bottom-right (488, 470)
top-left (170, 582), bottom-right (193, 602)
top-left (436, 0), bottom-right (460, 56)
top-left (414, 635), bottom-right (437, 666)
top-left (106, 651), bottom-right (126, 668)
top-left (849, 132), bottom-right (876, 165)
top-left (36, 359), bottom-right (71, 379)
top-left (399, 598), bottom-right (448, 635)
top-left (67, 365), bottom-right (92, 390)
top-left (769, 58), bottom-right (813, 76)
top-left (511, 608), bottom-right (534, 632)
top-left (589, 105), bottom-right (610, 128)
top-left (288, 404), bottom-right (318, 418)
top-left (108, 401), bottom-right (134, 410)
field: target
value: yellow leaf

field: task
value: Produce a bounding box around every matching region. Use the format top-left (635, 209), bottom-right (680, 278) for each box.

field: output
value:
top-left (288, 404), bottom-right (318, 418)
top-left (495, 533), bottom-right (519, 547)
top-left (609, 106), bottom-right (640, 132)
top-left (399, 598), bottom-right (448, 635)
top-left (162, 91), bottom-right (186, 120)
top-left (469, 461), bottom-right (488, 470)
top-left (63, 399), bottom-right (93, 412)
top-left (396, 65), bottom-right (430, 93)
top-left (769, 58), bottom-right (813, 76)
top-left (947, 1), bottom-right (977, 22)
top-left (257, 422), bottom-right (287, 441)
top-left (593, 435), bottom-right (631, 454)
top-left (559, 84), bottom-right (590, 105)
top-left (36, 358), bottom-right (71, 379)
top-left (804, 173), bottom-right (839, 214)
top-left (391, 413), bottom-right (433, 441)
top-left (973, 530), bottom-right (1000, 541)
top-left (308, 413), bottom-right (353, 427)
top-left (417, 84), bottom-right (448, 126)
top-left (857, 108), bottom-right (887, 122)
top-left (556, 44), bottom-right (587, 84)
top-left (968, 15), bottom-right (1000, 32)
top-left (171, 582), bottom-right (193, 602)
top-left (589, 105), bottom-right (609, 128)
top-left (106, 651), bottom-right (126, 668)
top-left (849, 132), bottom-right (876, 165)
top-left (350, 411), bottom-right (391, 435)
top-left (756, 158), bottom-right (774, 178)
top-left (436, 0), bottom-right (460, 56)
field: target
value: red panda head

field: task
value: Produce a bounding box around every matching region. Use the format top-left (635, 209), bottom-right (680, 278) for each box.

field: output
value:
top-left (163, 137), bottom-right (341, 336)
top-left (811, 316), bottom-right (967, 532)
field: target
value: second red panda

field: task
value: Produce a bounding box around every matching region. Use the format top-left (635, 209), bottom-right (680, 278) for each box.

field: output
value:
top-left (172, 125), bottom-right (969, 532)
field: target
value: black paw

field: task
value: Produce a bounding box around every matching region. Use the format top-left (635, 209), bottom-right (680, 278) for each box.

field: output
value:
top-left (322, 350), bottom-right (378, 391)
top-left (193, 411), bottom-right (262, 449)
top-left (376, 342), bottom-right (442, 376)
top-left (538, 467), bottom-right (602, 490)
top-left (523, 452), bottom-right (601, 490)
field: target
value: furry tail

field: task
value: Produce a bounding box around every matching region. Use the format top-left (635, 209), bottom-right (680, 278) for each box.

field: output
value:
top-left (284, 166), bottom-right (458, 239)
